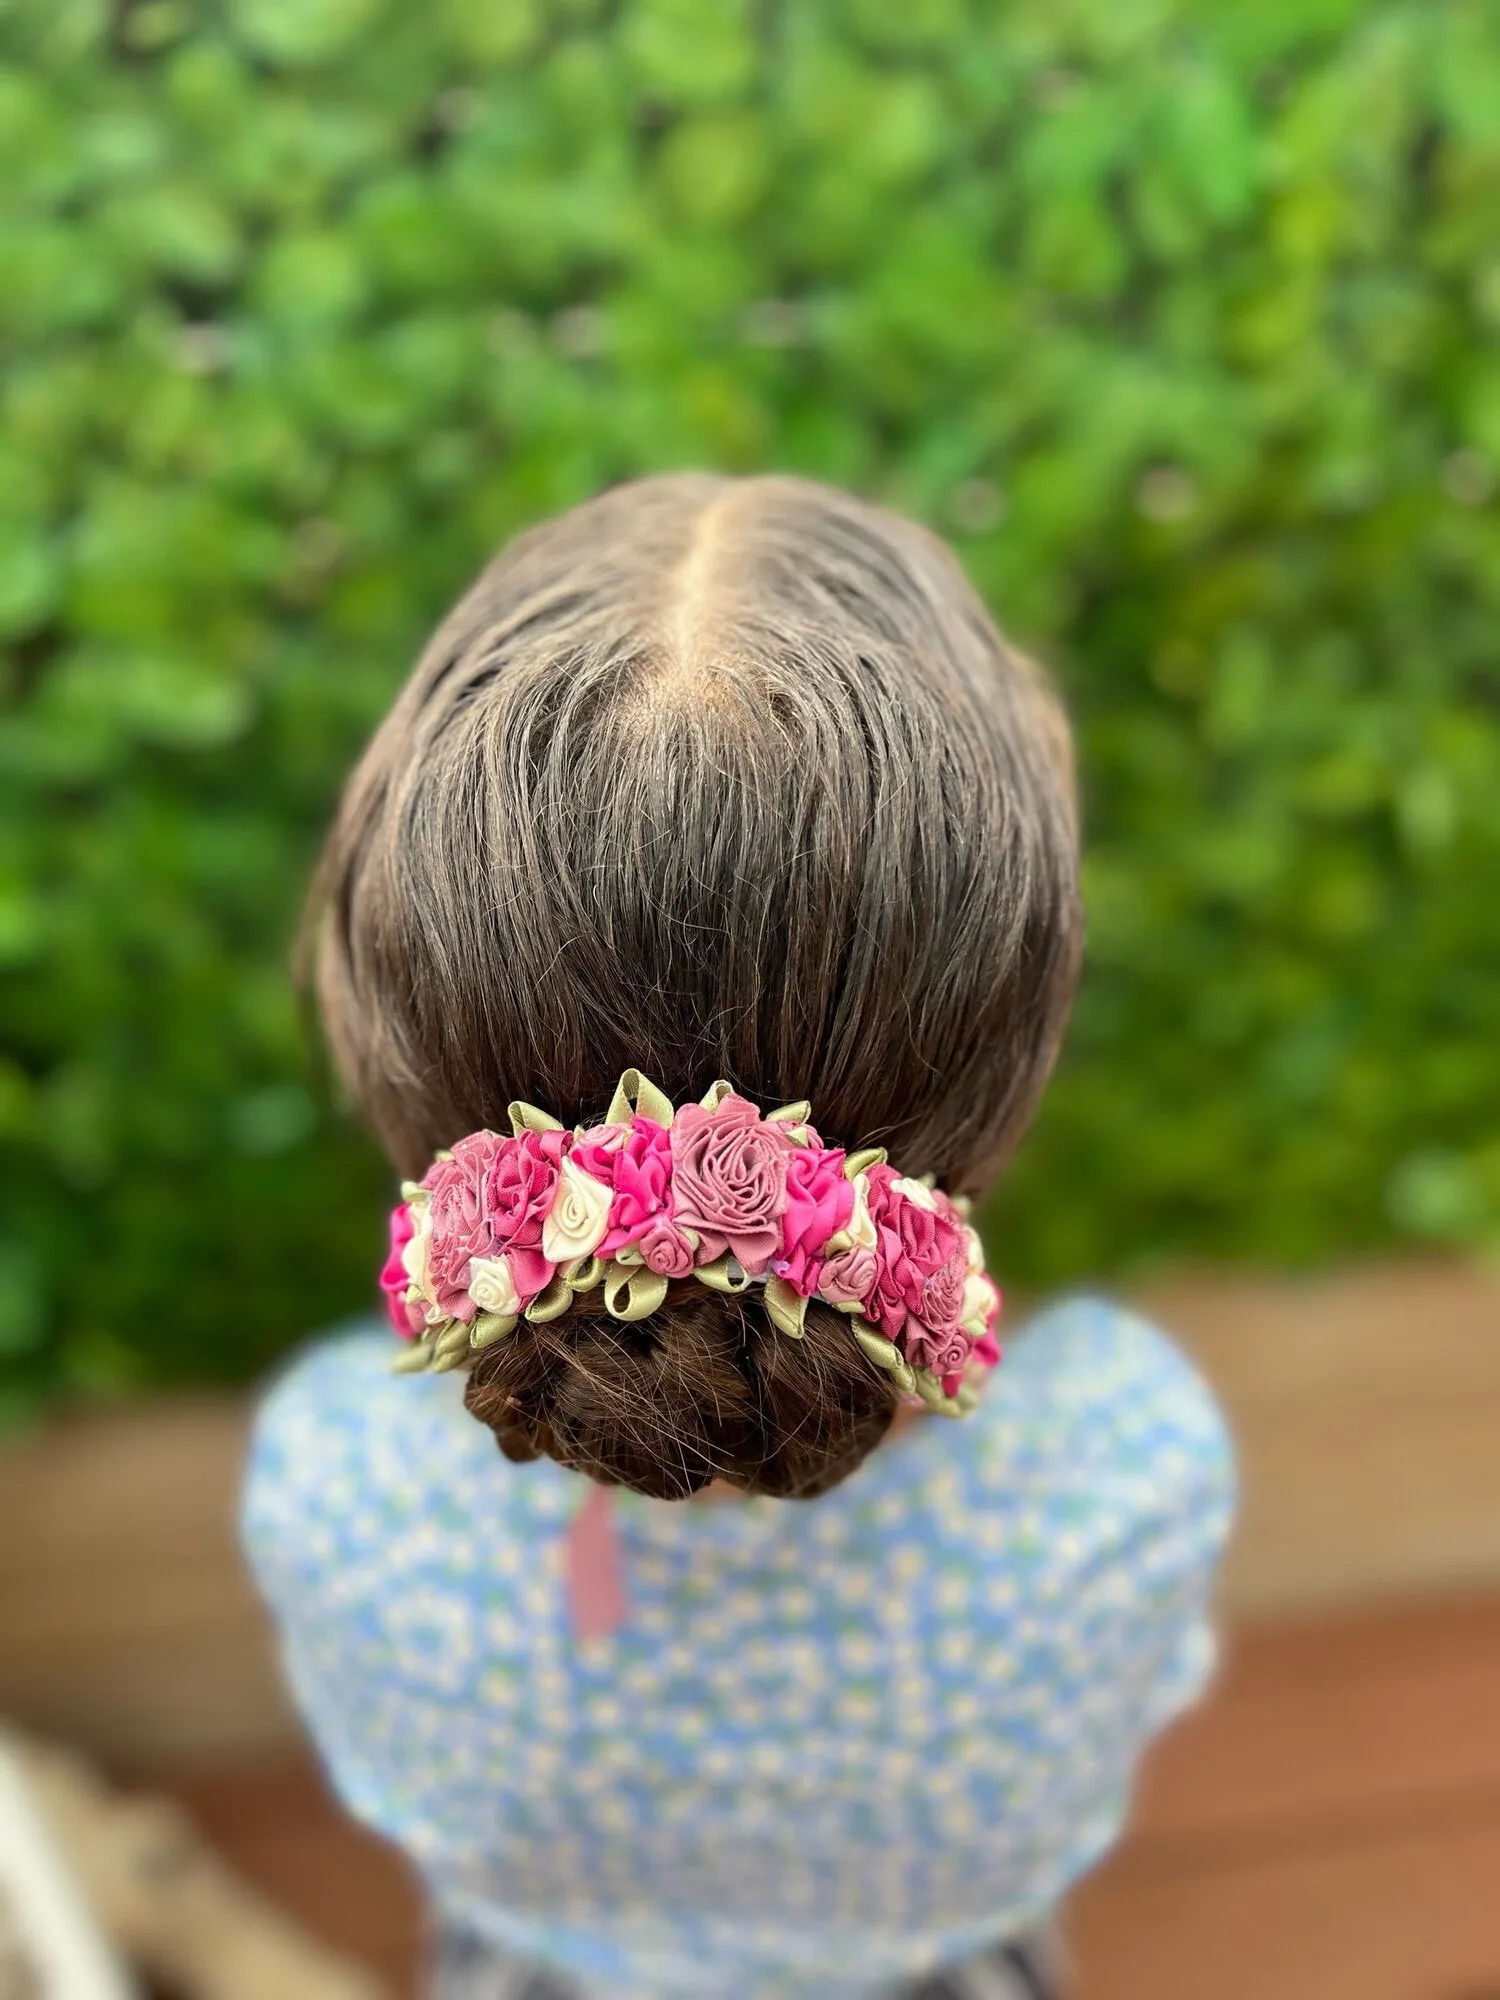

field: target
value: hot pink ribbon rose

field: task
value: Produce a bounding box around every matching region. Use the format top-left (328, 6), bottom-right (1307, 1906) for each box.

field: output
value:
top-left (379, 1204), bottom-right (423, 1337)
top-left (862, 1165), bottom-right (967, 1347)
top-left (669, 1093), bottom-right (794, 1275)
top-left (573, 1116), bottom-right (675, 1258)
top-left (481, 1126), bottom-right (565, 1301)
top-left (772, 1145), bottom-right (855, 1297)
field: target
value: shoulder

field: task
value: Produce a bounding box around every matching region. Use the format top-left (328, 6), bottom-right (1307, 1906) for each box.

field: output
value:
top-left (966, 1293), bottom-right (1236, 1576)
top-left (244, 1325), bottom-right (469, 1492)
top-left (240, 1327), bottom-right (505, 1607)
top-left (947, 1297), bottom-right (1236, 1730)
top-left (1000, 1293), bottom-right (1233, 1472)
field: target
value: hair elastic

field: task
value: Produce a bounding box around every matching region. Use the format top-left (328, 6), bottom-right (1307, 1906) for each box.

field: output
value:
top-left (382, 1071), bottom-right (1002, 1417)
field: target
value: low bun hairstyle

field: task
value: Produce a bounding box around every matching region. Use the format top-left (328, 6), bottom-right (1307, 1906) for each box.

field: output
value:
top-left (309, 474), bottom-right (1081, 1499)
top-left (464, 1289), bottom-right (899, 1501)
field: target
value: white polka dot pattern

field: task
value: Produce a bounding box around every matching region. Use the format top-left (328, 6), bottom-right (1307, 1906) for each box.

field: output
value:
top-left (242, 1299), bottom-right (1234, 2000)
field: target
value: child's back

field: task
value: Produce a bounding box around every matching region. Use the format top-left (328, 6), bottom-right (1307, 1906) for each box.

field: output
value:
top-left (246, 475), bottom-right (1234, 1998)
top-left (247, 1303), bottom-right (1228, 1998)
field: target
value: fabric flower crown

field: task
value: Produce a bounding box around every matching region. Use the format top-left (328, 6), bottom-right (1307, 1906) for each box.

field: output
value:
top-left (382, 1071), bottom-right (1002, 1418)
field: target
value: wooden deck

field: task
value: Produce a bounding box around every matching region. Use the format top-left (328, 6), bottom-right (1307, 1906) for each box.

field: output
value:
top-left (154, 1588), bottom-right (1500, 2000)
top-left (1070, 1592), bottom-right (1500, 1998)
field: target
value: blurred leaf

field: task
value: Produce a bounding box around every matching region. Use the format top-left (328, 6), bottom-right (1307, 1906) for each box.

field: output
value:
top-left (227, 1083), bottom-right (318, 1156)
top-left (1386, 1150), bottom-right (1488, 1241)
top-left (254, 229), bottom-right (369, 330)
top-left (0, 533), bottom-right (61, 635)
top-left (438, 0), bottom-right (540, 64)
top-left (621, 0), bottom-right (756, 105)
top-left (225, 0), bottom-right (387, 66)
top-left (0, 1241), bottom-right (45, 1360)
top-left (1162, 59), bottom-right (1260, 224)
top-left (97, 183), bottom-right (240, 286)
top-left (656, 113), bottom-right (769, 225)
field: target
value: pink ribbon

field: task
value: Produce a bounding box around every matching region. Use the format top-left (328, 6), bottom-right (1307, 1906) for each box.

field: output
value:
top-left (567, 1481), bottom-right (628, 1642)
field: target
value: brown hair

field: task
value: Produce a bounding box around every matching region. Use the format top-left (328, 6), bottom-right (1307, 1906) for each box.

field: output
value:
top-left (309, 473), bottom-right (1081, 1499)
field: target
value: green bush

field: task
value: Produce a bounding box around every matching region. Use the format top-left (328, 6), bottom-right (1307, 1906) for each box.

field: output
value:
top-left (3, 0), bottom-right (1500, 1411)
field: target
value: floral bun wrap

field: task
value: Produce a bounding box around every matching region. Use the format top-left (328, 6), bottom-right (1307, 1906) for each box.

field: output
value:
top-left (381, 1071), bottom-right (1002, 1418)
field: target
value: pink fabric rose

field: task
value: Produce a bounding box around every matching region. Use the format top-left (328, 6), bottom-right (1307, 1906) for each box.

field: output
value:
top-left (422, 1133), bottom-right (509, 1321)
top-left (818, 1241), bottom-right (878, 1309)
top-left (862, 1165), bottom-right (967, 1347)
top-left (669, 1093), bottom-right (794, 1275)
top-left (422, 1127), bottom-right (563, 1316)
top-left (574, 1116), bottom-right (675, 1258)
top-left (636, 1213), bottom-right (696, 1279)
top-left (937, 1312), bottom-right (983, 1397)
top-left (771, 1145), bottom-right (855, 1297)
top-left (971, 1328), bottom-right (1001, 1367)
top-left (906, 1323), bottom-right (972, 1378)
top-left (481, 1126), bottom-right (565, 1300)
top-left (570, 1120), bottom-right (629, 1169)
top-left (379, 1203), bottom-right (423, 1337)
top-left (920, 1247), bottom-right (967, 1335)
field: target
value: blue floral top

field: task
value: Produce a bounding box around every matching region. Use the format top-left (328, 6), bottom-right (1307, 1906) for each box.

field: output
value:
top-left (243, 1298), bottom-right (1233, 1999)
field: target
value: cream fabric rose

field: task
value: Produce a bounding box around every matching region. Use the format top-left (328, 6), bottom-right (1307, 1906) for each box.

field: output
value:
top-left (401, 1193), bottom-right (437, 1308)
top-left (467, 1253), bottom-right (521, 1318)
top-left (845, 1172), bottom-right (877, 1250)
top-left (542, 1155), bottom-right (614, 1263)
top-left (891, 1174), bottom-right (937, 1212)
top-left (964, 1224), bottom-right (985, 1273)
top-left (960, 1272), bottom-right (999, 1337)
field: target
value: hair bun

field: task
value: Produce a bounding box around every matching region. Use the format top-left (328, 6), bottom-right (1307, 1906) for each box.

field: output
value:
top-left (463, 1286), bottom-right (899, 1500)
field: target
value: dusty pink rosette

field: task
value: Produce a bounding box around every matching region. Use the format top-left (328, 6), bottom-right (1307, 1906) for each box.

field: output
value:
top-left (860, 1165), bottom-right (967, 1347)
top-left (420, 1132), bottom-right (526, 1320)
top-left (636, 1212), bottom-right (696, 1278)
top-left (668, 1091), bottom-right (795, 1275)
top-left (380, 1074), bottom-right (1002, 1412)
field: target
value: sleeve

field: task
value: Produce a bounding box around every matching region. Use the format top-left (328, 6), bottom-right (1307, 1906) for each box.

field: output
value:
top-left (240, 1331), bottom-right (387, 1618)
top-left (240, 1331), bottom-right (541, 1863)
top-left (240, 1331), bottom-right (470, 1845)
top-left (977, 1296), bottom-right (1237, 1891)
top-left (1096, 1301), bottom-right (1237, 1736)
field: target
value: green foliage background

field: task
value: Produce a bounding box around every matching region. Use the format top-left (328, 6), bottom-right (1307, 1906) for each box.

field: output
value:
top-left (3, 0), bottom-right (1500, 1411)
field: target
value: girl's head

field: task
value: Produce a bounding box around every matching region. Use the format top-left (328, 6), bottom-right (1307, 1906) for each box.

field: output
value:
top-left (310, 474), bottom-right (1080, 1499)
